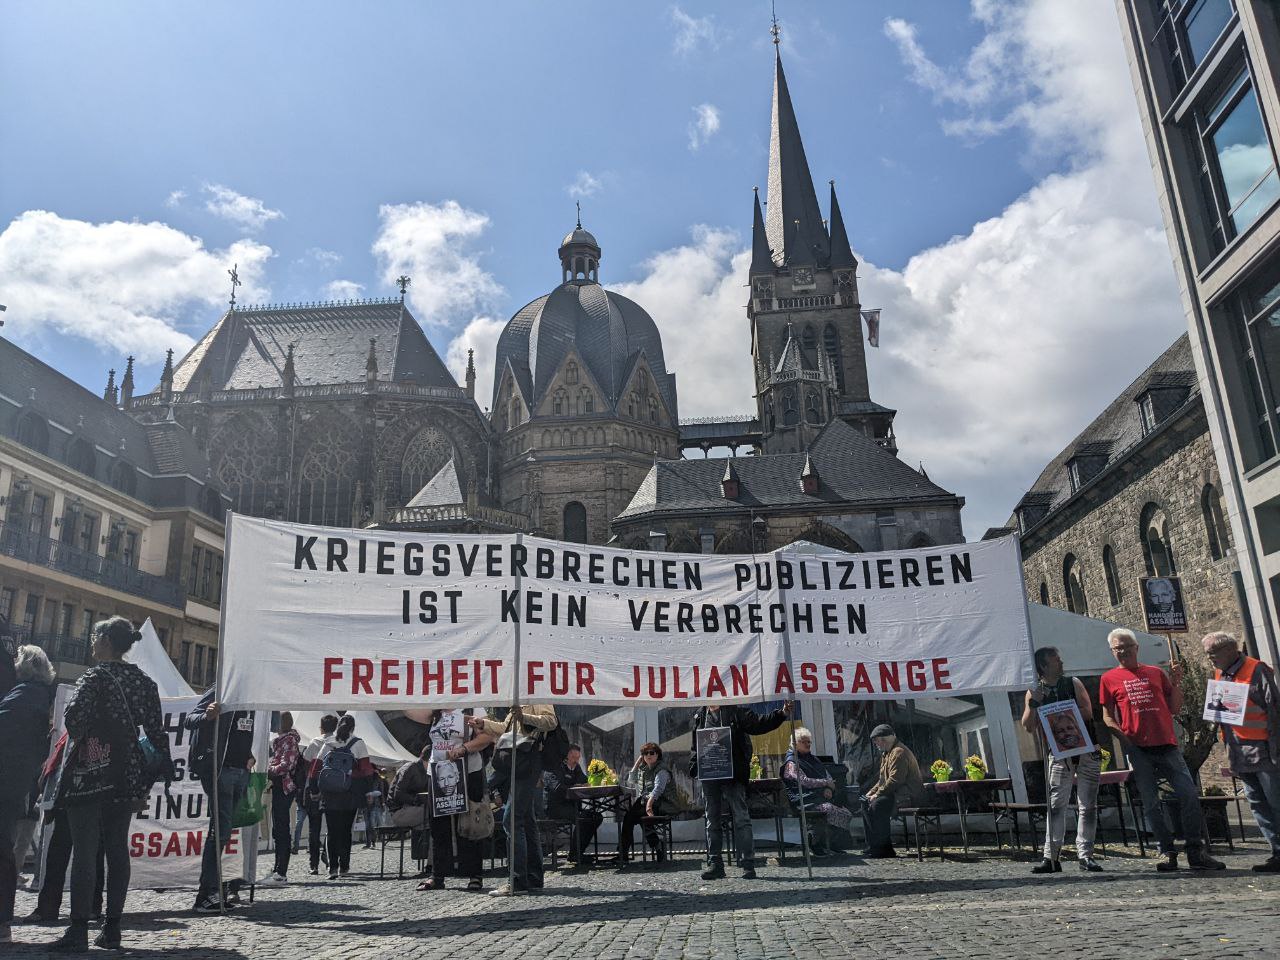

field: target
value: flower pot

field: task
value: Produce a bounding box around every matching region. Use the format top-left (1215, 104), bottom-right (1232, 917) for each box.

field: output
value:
top-left (966, 768), bottom-right (985, 781)
top-left (587, 774), bottom-right (603, 787)
top-left (932, 771), bottom-right (951, 783)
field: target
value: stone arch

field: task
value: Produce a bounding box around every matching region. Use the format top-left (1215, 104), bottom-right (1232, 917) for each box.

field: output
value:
top-left (574, 428), bottom-right (586, 447)
top-left (210, 411), bottom-right (277, 517)
top-left (563, 501), bottom-right (588, 543)
top-left (1062, 553), bottom-right (1088, 616)
top-left (1139, 501), bottom-right (1176, 576)
top-left (906, 531), bottom-right (935, 549)
top-left (401, 424), bottom-right (455, 502)
top-left (110, 459), bottom-right (139, 498)
top-left (714, 527), bottom-right (753, 554)
top-left (1201, 483), bottom-right (1229, 561)
top-left (15, 410), bottom-right (49, 454)
top-left (793, 521), bottom-right (862, 553)
top-left (66, 437), bottom-right (97, 477)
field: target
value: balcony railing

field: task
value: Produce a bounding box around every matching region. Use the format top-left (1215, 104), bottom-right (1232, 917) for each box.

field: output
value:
top-left (0, 520), bottom-right (185, 609)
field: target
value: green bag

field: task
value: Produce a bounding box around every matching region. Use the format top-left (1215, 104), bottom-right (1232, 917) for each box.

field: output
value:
top-left (231, 773), bottom-right (268, 828)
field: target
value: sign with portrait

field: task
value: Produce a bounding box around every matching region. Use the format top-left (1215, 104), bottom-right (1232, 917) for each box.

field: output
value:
top-left (1139, 576), bottom-right (1187, 633)
top-left (431, 759), bottom-right (467, 818)
top-left (1037, 700), bottom-right (1095, 759)
top-left (1202, 678), bottom-right (1250, 726)
top-left (695, 726), bottom-right (734, 781)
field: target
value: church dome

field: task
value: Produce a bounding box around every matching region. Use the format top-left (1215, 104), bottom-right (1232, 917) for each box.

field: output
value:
top-left (493, 225), bottom-right (678, 421)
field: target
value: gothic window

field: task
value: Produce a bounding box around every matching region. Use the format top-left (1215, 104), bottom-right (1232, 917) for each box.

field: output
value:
top-left (15, 412), bottom-right (49, 454)
top-left (804, 392), bottom-right (822, 424)
top-left (792, 522), bottom-right (861, 552)
top-left (765, 397), bottom-right (776, 432)
top-left (1062, 554), bottom-right (1088, 616)
top-left (110, 460), bottom-right (138, 498)
top-left (566, 362), bottom-right (579, 385)
top-left (211, 414), bottom-right (275, 517)
top-left (401, 425), bottom-right (453, 501)
top-left (509, 399), bottom-right (521, 427)
top-left (553, 389), bottom-right (566, 416)
top-left (753, 277), bottom-right (774, 299)
top-left (823, 324), bottom-right (845, 392)
top-left (640, 371), bottom-right (650, 395)
top-left (1103, 544), bottom-right (1122, 606)
top-left (1202, 484), bottom-right (1229, 560)
top-left (66, 438), bottom-right (96, 477)
top-left (836, 271), bottom-right (854, 295)
top-left (563, 501), bottom-right (588, 543)
top-left (627, 394), bottom-right (637, 418)
top-left (580, 388), bottom-right (594, 414)
top-left (802, 325), bottom-right (817, 366)
top-left (1039, 581), bottom-right (1050, 605)
top-left (1139, 502), bottom-right (1177, 576)
top-left (907, 532), bottom-right (935, 549)
top-left (782, 390), bottom-right (798, 426)
top-left (296, 414), bottom-right (361, 526)
top-left (648, 398), bottom-right (659, 423)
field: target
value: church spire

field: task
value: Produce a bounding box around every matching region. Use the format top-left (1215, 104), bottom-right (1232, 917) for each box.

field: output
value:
top-left (120, 356), bottom-right (135, 409)
top-left (765, 50), bottom-right (828, 267)
top-left (828, 180), bottom-right (857, 270)
top-left (750, 187), bottom-right (772, 275)
top-left (103, 368), bottom-right (117, 405)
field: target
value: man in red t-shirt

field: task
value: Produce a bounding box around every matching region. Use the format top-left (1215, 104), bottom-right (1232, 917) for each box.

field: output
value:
top-left (1099, 628), bottom-right (1223, 872)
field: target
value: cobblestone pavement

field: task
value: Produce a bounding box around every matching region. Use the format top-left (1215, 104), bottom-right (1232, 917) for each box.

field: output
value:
top-left (5, 840), bottom-right (1277, 959)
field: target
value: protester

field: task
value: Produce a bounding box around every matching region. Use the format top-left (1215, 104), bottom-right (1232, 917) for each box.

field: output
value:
top-left (185, 683), bottom-right (256, 911)
top-left (0, 645), bottom-right (55, 945)
top-left (387, 745), bottom-right (433, 828)
top-left (862, 724), bottom-right (924, 858)
top-left (1021, 646), bottom-right (1103, 873)
top-left (1100, 627), bottom-right (1224, 872)
top-left (53, 617), bottom-right (168, 951)
top-left (416, 708), bottom-right (493, 891)
top-left (471, 704), bottom-right (558, 896)
top-left (260, 712), bottom-right (303, 885)
top-left (544, 744), bottom-right (602, 866)
top-left (690, 701), bottom-right (792, 880)
top-left (301, 713), bottom-right (338, 874)
top-left (618, 742), bottom-right (675, 865)
top-left (362, 769), bottom-right (389, 848)
top-left (781, 727), bottom-right (853, 857)
top-left (1202, 631), bottom-right (1280, 872)
top-left (0, 616), bottom-right (17, 702)
top-left (311, 714), bottom-right (377, 879)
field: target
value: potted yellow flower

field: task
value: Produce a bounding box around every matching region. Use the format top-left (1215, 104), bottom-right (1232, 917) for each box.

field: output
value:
top-left (929, 759), bottom-right (952, 783)
top-left (586, 758), bottom-right (609, 787)
top-left (964, 755), bottom-right (987, 781)
top-left (1099, 748), bottom-right (1112, 772)
top-left (749, 754), bottom-right (763, 780)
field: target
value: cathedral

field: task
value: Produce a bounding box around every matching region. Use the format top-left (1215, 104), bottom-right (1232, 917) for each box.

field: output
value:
top-left (114, 46), bottom-right (964, 554)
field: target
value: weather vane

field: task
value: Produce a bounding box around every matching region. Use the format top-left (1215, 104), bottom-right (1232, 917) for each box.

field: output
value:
top-left (396, 275), bottom-right (412, 300)
top-left (770, 0), bottom-right (781, 46)
top-left (227, 263), bottom-right (241, 309)
top-left (576, 201), bottom-right (582, 229)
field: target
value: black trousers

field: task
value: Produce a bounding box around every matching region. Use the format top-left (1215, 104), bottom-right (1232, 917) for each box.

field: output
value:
top-left (306, 797), bottom-right (325, 871)
top-left (618, 800), bottom-right (659, 859)
top-left (36, 809), bottom-right (104, 919)
top-left (66, 800), bottom-right (133, 921)
top-left (270, 783), bottom-right (295, 876)
top-left (324, 808), bottom-right (357, 873)
top-left (862, 795), bottom-right (896, 855)
top-left (428, 810), bottom-right (481, 882)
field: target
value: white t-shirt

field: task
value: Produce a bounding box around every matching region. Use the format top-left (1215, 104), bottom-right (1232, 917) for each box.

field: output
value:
top-left (428, 709), bottom-right (487, 774)
top-left (314, 734), bottom-right (370, 765)
top-left (303, 735), bottom-right (328, 762)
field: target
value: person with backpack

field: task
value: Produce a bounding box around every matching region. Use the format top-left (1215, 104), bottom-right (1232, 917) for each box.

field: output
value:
top-left (309, 715), bottom-right (376, 879)
top-left (416, 708), bottom-right (494, 892)
top-left (300, 714), bottom-right (338, 874)
top-left (184, 685), bottom-right (256, 913)
top-left (470, 704), bottom-right (558, 896)
top-left (50, 617), bottom-right (169, 952)
top-left (259, 712), bottom-right (303, 885)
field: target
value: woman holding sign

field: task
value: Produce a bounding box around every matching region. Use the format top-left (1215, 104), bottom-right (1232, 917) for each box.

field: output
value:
top-left (417, 708), bottom-right (493, 892)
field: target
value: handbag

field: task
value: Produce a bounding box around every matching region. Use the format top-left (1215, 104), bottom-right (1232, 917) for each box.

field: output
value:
top-left (457, 796), bottom-right (494, 840)
top-left (105, 669), bottom-right (174, 787)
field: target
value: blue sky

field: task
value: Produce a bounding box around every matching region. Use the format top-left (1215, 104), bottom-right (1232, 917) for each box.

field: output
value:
top-left (0, 1), bottom-right (1188, 537)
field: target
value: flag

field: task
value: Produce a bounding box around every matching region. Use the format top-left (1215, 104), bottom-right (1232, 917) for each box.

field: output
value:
top-left (861, 309), bottom-right (881, 347)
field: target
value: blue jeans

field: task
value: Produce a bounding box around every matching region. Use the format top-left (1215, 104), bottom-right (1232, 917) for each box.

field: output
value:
top-left (703, 779), bottom-right (754, 868)
top-left (198, 766), bottom-right (250, 899)
top-left (1239, 768), bottom-right (1280, 856)
top-left (1127, 744), bottom-right (1205, 855)
top-left (501, 769), bottom-right (543, 889)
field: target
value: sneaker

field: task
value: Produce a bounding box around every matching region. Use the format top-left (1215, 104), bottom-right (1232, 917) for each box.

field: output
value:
top-left (1030, 858), bottom-right (1060, 874)
top-left (1155, 852), bottom-right (1179, 872)
top-left (488, 883), bottom-right (527, 897)
top-left (700, 863), bottom-right (726, 881)
top-left (309, 868), bottom-right (318, 876)
top-left (1187, 850), bottom-right (1226, 871)
top-left (258, 872), bottom-right (287, 886)
top-left (1078, 857), bottom-right (1103, 873)
top-left (741, 867), bottom-right (757, 879)
top-left (193, 895), bottom-right (231, 914)
top-left (328, 871), bottom-right (339, 880)
top-left (1251, 855), bottom-right (1280, 873)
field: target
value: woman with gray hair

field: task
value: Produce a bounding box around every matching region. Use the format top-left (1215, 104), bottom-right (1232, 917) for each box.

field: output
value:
top-left (0, 644), bottom-right (56, 944)
top-left (782, 727), bottom-right (854, 856)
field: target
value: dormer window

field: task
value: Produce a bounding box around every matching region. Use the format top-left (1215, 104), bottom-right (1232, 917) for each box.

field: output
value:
top-left (566, 362), bottom-right (579, 385)
top-left (1136, 373), bottom-right (1192, 436)
top-left (721, 461), bottom-right (741, 499)
top-left (1139, 393), bottom-right (1158, 435)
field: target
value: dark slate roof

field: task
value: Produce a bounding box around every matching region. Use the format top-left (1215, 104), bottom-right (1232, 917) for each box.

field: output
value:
top-left (168, 300), bottom-right (457, 392)
top-left (1006, 333), bottom-right (1199, 526)
top-left (406, 458), bottom-right (463, 508)
top-left (494, 278), bottom-right (678, 418)
top-left (617, 418), bottom-right (957, 521)
top-left (764, 53), bottom-right (830, 268)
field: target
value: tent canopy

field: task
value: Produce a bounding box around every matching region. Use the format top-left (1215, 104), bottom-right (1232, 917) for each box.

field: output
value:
top-left (291, 710), bottom-right (415, 768)
top-left (1026, 603), bottom-right (1172, 674)
top-left (127, 620), bottom-right (196, 698)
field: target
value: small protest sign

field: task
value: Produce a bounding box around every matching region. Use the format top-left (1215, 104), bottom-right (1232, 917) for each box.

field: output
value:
top-left (1202, 679), bottom-right (1250, 726)
top-left (1139, 576), bottom-right (1187, 633)
top-left (695, 726), bottom-right (733, 781)
top-left (431, 759), bottom-right (467, 818)
top-left (1037, 700), bottom-right (1095, 759)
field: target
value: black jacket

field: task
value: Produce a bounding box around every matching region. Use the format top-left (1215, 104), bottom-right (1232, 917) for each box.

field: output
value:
top-left (690, 705), bottom-right (788, 784)
top-left (0, 679), bottom-right (53, 803)
top-left (184, 687), bottom-right (255, 780)
top-left (543, 762), bottom-right (587, 818)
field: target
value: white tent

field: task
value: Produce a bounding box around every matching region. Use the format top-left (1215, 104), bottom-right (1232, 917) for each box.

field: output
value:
top-left (291, 710), bottom-right (415, 768)
top-left (126, 619), bottom-right (196, 698)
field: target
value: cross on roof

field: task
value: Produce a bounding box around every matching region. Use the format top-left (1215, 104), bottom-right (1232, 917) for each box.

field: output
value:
top-left (227, 263), bottom-right (241, 309)
top-left (576, 201), bottom-right (582, 229)
top-left (396, 275), bottom-right (411, 300)
top-left (770, 0), bottom-right (781, 46)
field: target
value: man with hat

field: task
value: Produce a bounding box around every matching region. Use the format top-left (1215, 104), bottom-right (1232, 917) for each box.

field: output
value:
top-left (862, 724), bottom-right (923, 858)
top-left (1203, 631), bottom-right (1280, 872)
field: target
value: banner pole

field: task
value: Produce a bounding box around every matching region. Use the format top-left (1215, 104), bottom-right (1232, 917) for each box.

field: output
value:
top-left (507, 532), bottom-right (524, 893)
top-left (211, 511), bottom-right (236, 915)
top-left (775, 551), bottom-right (813, 880)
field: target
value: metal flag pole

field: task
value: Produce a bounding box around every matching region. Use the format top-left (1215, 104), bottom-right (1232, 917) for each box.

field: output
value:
top-left (775, 550), bottom-right (813, 880)
top-left (210, 511), bottom-right (236, 915)
top-left (506, 532), bottom-right (525, 893)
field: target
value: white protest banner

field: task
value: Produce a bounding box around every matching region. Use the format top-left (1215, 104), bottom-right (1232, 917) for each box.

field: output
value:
top-left (1203, 678), bottom-right (1250, 725)
top-left (220, 515), bottom-right (1034, 708)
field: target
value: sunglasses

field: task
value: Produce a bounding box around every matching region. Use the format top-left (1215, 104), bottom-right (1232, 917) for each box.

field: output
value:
top-left (642, 750), bottom-right (658, 756)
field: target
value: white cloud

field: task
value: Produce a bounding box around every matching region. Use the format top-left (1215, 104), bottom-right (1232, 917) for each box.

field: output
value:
top-left (308, 247), bottom-right (342, 266)
top-left (202, 183), bottom-right (284, 232)
top-left (0, 210), bottom-right (271, 361)
top-left (371, 200), bottom-right (503, 328)
top-left (567, 171), bottom-right (603, 199)
top-left (688, 103), bottom-right (721, 151)
top-left (670, 6), bottom-right (718, 56)
top-left (165, 189), bottom-right (187, 208)
top-left (324, 279), bottom-right (364, 300)
top-left (446, 316), bottom-right (506, 407)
